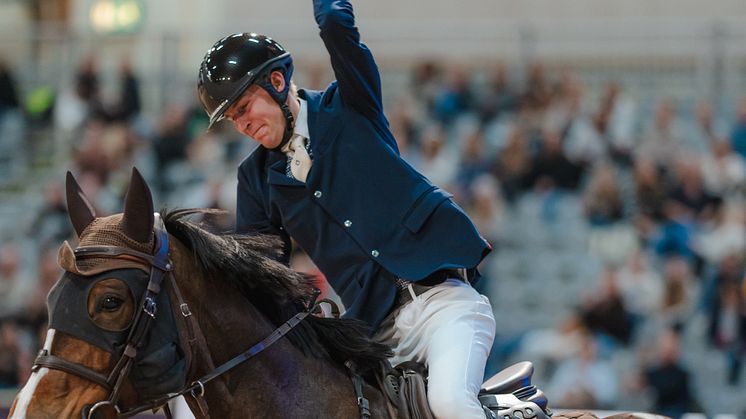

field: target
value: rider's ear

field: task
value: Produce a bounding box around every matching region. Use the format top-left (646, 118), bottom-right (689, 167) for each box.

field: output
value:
top-left (66, 171), bottom-right (96, 237)
top-left (121, 167), bottom-right (154, 244)
top-left (270, 71), bottom-right (286, 93)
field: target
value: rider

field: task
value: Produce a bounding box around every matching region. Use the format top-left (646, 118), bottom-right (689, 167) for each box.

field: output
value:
top-left (197, 1), bottom-right (496, 417)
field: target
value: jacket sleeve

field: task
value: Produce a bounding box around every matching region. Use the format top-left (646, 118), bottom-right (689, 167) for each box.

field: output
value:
top-left (313, 0), bottom-right (383, 119)
top-left (236, 165), bottom-right (292, 264)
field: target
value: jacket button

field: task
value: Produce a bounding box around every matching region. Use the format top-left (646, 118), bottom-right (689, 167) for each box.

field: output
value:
top-left (313, 190), bottom-right (322, 198)
top-left (344, 220), bottom-right (352, 227)
top-left (371, 250), bottom-right (380, 257)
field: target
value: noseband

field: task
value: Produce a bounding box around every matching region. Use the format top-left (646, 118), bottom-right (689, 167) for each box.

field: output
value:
top-left (34, 215), bottom-right (323, 419)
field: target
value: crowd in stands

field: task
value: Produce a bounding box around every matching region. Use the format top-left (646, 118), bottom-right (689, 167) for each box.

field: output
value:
top-left (1, 53), bottom-right (745, 417)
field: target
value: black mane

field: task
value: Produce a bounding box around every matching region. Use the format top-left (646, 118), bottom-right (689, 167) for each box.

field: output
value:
top-left (163, 209), bottom-right (391, 371)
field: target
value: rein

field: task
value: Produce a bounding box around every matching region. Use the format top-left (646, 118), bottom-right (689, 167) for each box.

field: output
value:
top-left (34, 216), bottom-right (323, 419)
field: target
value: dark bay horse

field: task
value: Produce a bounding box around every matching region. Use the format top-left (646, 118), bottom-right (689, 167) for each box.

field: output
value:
top-left (9, 168), bottom-right (392, 418)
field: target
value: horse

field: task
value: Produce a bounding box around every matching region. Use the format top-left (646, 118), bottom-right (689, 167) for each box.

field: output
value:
top-left (10, 168), bottom-right (394, 418)
top-left (9, 168), bottom-right (661, 419)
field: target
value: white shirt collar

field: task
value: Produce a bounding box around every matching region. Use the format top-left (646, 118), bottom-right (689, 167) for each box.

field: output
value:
top-left (294, 98), bottom-right (309, 139)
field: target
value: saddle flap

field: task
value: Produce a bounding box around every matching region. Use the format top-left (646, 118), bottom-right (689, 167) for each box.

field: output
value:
top-left (398, 367), bottom-right (434, 419)
top-left (382, 361), bottom-right (434, 419)
top-left (480, 361), bottom-right (534, 395)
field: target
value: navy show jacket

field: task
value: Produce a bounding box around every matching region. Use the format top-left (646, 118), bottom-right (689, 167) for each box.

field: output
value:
top-left (236, 0), bottom-right (491, 331)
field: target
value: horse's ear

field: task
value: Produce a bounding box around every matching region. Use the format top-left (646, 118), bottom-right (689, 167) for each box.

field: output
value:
top-left (65, 171), bottom-right (96, 237)
top-left (121, 168), bottom-right (154, 243)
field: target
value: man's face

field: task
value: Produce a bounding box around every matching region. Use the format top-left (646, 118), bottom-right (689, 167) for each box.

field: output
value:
top-left (225, 83), bottom-right (284, 149)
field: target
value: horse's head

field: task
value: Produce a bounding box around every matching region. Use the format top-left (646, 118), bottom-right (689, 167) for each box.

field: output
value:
top-left (10, 169), bottom-right (187, 419)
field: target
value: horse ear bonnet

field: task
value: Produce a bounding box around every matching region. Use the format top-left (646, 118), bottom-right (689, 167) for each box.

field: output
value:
top-left (51, 170), bottom-right (187, 400)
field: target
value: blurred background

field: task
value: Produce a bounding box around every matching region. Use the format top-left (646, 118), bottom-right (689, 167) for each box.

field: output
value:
top-left (1, 0), bottom-right (746, 417)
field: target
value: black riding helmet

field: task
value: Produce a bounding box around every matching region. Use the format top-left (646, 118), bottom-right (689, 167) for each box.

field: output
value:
top-left (198, 33), bottom-right (295, 148)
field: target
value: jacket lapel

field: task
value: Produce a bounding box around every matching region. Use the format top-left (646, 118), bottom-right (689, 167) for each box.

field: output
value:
top-left (300, 88), bottom-right (344, 158)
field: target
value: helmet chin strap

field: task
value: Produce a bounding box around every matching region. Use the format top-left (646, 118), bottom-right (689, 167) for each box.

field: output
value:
top-left (257, 72), bottom-right (295, 152)
top-left (270, 101), bottom-right (295, 151)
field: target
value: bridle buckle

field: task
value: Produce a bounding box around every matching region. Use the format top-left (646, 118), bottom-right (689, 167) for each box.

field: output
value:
top-left (190, 380), bottom-right (205, 399)
top-left (143, 296), bottom-right (157, 319)
top-left (84, 400), bottom-right (120, 419)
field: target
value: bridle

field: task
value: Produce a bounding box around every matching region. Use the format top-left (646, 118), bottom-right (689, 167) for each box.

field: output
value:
top-left (33, 215), bottom-right (323, 419)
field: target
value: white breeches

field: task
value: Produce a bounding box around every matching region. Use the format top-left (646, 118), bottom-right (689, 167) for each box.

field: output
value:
top-left (375, 278), bottom-right (496, 419)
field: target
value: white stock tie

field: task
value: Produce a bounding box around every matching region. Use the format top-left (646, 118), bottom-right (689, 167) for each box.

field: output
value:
top-left (287, 134), bottom-right (312, 182)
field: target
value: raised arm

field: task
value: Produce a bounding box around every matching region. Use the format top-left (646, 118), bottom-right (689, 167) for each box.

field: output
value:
top-left (313, 0), bottom-right (383, 118)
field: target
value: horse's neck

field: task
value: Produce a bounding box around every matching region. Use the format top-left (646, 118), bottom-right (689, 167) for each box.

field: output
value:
top-left (171, 246), bottom-right (371, 418)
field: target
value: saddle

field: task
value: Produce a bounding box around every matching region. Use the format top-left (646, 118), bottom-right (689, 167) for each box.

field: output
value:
top-left (380, 361), bottom-right (551, 419)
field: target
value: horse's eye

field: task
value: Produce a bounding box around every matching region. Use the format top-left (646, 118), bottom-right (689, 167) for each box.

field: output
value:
top-left (99, 296), bottom-right (124, 312)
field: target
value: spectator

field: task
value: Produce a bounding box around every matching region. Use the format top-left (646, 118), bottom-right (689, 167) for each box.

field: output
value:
top-left (0, 320), bottom-right (21, 388)
top-left (563, 116), bottom-right (607, 168)
top-left (523, 61), bottom-right (553, 111)
top-left (414, 124), bottom-right (458, 189)
top-left (464, 174), bottom-right (505, 247)
top-left (388, 96), bottom-right (423, 163)
top-left (637, 99), bottom-right (689, 169)
top-left (432, 66), bottom-right (474, 123)
top-left (0, 244), bottom-right (34, 319)
top-left (0, 59), bottom-right (19, 112)
top-left (633, 329), bottom-right (700, 418)
top-left (666, 155), bottom-right (717, 222)
top-left (539, 71), bottom-right (596, 165)
top-left (687, 101), bottom-right (728, 153)
top-left (410, 60), bottom-right (442, 114)
top-left (583, 162), bottom-right (625, 226)
top-left (509, 313), bottom-right (588, 367)
top-left (73, 118), bottom-right (133, 185)
top-left (616, 251), bottom-right (664, 320)
top-left (54, 56), bottom-right (102, 133)
top-left (696, 198), bottom-right (746, 266)
top-left (478, 62), bottom-right (518, 123)
top-left (21, 246), bottom-right (61, 348)
top-left (455, 127), bottom-right (492, 196)
top-left (596, 81), bottom-right (637, 166)
top-left (526, 130), bottom-right (584, 192)
top-left (28, 183), bottom-right (73, 249)
top-left (492, 123), bottom-right (532, 201)
top-left (658, 257), bottom-right (696, 328)
top-left (546, 332), bottom-right (619, 409)
top-left (151, 104), bottom-right (192, 192)
top-left (699, 137), bottom-right (746, 197)
top-left (705, 261), bottom-right (746, 385)
top-left (633, 158), bottom-right (668, 222)
top-left (579, 267), bottom-right (635, 346)
top-left (653, 201), bottom-right (701, 267)
top-left (110, 57), bottom-right (141, 122)
top-left (0, 58), bottom-right (25, 179)
top-left (729, 97), bottom-right (746, 159)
